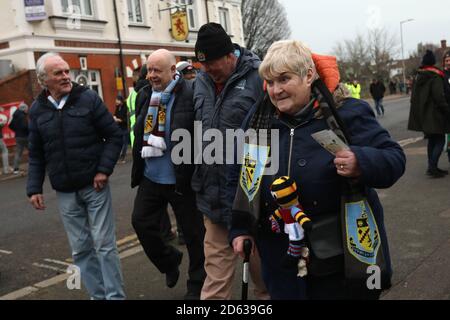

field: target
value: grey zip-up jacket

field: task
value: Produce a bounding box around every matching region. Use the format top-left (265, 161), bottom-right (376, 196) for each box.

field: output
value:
top-left (191, 45), bottom-right (264, 226)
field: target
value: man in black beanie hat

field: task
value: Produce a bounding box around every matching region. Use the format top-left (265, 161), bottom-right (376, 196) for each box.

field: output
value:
top-left (195, 23), bottom-right (234, 62)
top-left (408, 49), bottom-right (450, 177)
top-left (192, 22), bottom-right (269, 300)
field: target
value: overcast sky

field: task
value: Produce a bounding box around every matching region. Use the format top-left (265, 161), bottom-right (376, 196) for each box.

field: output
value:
top-left (278, 0), bottom-right (450, 58)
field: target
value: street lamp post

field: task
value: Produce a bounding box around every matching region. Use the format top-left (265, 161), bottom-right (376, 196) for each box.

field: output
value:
top-left (400, 19), bottom-right (414, 94)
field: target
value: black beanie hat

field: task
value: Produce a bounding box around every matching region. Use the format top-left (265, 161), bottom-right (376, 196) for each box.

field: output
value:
top-left (421, 50), bottom-right (436, 66)
top-left (195, 23), bottom-right (234, 62)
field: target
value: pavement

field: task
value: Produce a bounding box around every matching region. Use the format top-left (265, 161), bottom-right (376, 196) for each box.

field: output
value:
top-left (2, 93), bottom-right (450, 301)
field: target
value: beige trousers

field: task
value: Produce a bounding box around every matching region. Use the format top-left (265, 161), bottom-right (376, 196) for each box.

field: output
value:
top-left (200, 216), bottom-right (270, 300)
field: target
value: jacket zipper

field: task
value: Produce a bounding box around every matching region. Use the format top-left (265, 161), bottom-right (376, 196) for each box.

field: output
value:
top-left (57, 109), bottom-right (71, 188)
top-left (279, 119), bottom-right (307, 177)
top-left (288, 128), bottom-right (295, 176)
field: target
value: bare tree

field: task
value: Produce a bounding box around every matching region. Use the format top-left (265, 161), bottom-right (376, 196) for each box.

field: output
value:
top-left (241, 0), bottom-right (291, 59)
top-left (367, 28), bottom-right (398, 80)
top-left (333, 34), bottom-right (371, 82)
top-left (333, 28), bottom-right (398, 96)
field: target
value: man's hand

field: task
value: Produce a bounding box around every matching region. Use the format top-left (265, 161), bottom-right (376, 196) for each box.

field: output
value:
top-left (232, 235), bottom-right (255, 259)
top-left (93, 173), bottom-right (109, 192)
top-left (30, 194), bottom-right (46, 210)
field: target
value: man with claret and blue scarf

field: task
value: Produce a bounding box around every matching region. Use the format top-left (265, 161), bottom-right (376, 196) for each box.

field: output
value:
top-left (130, 49), bottom-right (205, 300)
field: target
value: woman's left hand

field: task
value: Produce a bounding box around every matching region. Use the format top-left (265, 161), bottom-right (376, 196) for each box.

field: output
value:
top-left (334, 150), bottom-right (362, 178)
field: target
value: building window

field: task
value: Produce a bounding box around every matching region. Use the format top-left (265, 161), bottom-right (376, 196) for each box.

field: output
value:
top-left (70, 70), bottom-right (103, 99)
top-left (218, 7), bottom-right (230, 33)
top-left (174, 0), bottom-right (197, 29)
top-left (127, 0), bottom-right (143, 24)
top-left (61, 0), bottom-right (93, 17)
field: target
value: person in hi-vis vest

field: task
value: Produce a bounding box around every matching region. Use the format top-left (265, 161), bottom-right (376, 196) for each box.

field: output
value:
top-left (127, 66), bottom-right (148, 147)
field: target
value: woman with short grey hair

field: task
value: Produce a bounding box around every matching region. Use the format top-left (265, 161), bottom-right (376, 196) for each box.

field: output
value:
top-left (229, 40), bottom-right (406, 299)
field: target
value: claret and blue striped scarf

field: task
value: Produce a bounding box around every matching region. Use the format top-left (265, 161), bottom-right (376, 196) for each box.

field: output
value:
top-left (142, 72), bottom-right (180, 158)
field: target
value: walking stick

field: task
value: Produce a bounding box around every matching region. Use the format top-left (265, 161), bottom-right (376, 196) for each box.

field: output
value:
top-left (242, 239), bottom-right (252, 300)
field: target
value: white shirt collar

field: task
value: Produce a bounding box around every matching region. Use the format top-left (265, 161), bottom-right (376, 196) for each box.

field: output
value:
top-left (48, 94), bottom-right (69, 110)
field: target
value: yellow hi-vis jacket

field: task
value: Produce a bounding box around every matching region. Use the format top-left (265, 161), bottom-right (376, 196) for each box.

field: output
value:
top-left (347, 83), bottom-right (361, 99)
top-left (126, 90), bottom-right (137, 147)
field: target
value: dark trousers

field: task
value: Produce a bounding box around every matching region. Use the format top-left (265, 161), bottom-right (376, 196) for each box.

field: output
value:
top-left (427, 134), bottom-right (445, 170)
top-left (119, 128), bottom-right (128, 160)
top-left (160, 207), bottom-right (173, 238)
top-left (132, 178), bottom-right (205, 291)
top-left (374, 98), bottom-right (384, 116)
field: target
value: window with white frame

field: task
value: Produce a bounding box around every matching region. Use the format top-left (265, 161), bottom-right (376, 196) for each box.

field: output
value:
top-left (61, 0), bottom-right (94, 18)
top-left (174, 0), bottom-right (197, 29)
top-left (127, 0), bottom-right (143, 24)
top-left (218, 7), bottom-right (230, 33)
top-left (70, 70), bottom-right (103, 99)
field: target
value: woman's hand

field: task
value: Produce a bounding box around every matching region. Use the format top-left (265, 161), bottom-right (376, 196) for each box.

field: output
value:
top-left (334, 150), bottom-right (362, 178)
top-left (232, 235), bottom-right (255, 259)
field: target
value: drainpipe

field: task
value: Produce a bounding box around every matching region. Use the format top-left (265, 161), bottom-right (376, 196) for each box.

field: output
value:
top-left (113, 0), bottom-right (128, 97)
top-left (204, 0), bottom-right (210, 23)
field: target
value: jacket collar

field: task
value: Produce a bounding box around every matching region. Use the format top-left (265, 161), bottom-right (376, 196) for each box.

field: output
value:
top-left (419, 66), bottom-right (444, 77)
top-left (37, 82), bottom-right (88, 106)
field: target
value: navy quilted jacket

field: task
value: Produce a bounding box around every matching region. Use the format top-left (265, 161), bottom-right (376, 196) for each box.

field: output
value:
top-left (27, 83), bottom-right (122, 196)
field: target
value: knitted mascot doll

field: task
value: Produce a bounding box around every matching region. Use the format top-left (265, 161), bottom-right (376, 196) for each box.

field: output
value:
top-left (270, 176), bottom-right (312, 275)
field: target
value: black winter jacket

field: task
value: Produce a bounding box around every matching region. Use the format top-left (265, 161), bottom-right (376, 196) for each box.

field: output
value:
top-left (370, 81), bottom-right (386, 100)
top-left (9, 109), bottom-right (29, 138)
top-left (114, 103), bottom-right (128, 130)
top-left (228, 98), bottom-right (406, 285)
top-left (131, 78), bottom-right (195, 192)
top-left (27, 83), bottom-right (122, 196)
top-left (191, 45), bottom-right (264, 226)
top-left (408, 68), bottom-right (450, 134)
top-left (444, 69), bottom-right (450, 105)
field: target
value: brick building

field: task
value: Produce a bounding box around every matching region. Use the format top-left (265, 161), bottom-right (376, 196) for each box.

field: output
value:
top-left (0, 0), bottom-right (245, 111)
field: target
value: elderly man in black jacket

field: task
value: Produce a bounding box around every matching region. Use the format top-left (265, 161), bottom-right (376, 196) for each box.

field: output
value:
top-left (131, 49), bottom-right (205, 300)
top-left (27, 52), bottom-right (125, 299)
